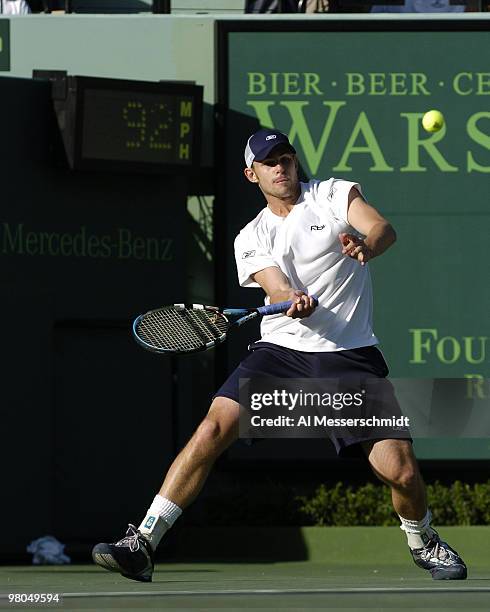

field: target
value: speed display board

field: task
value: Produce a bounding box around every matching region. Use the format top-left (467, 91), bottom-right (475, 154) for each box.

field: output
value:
top-left (81, 87), bottom-right (197, 166)
top-left (50, 75), bottom-right (202, 174)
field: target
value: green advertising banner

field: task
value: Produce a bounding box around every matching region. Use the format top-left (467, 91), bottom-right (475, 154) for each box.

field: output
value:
top-left (0, 20), bottom-right (10, 72)
top-left (220, 22), bottom-right (490, 459)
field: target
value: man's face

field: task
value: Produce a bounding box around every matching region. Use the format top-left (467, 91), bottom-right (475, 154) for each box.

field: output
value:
top-left (244, 145), bottom-right (299, 200)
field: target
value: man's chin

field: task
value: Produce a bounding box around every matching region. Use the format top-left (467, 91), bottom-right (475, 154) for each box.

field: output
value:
top-left (276, 185), bottom-right (298, 198)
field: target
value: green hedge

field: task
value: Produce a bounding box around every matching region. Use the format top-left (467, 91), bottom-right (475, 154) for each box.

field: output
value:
top-left (297, 481), bottom-right (490, 526)
top-left (188, 479), bottom-right (490, 526)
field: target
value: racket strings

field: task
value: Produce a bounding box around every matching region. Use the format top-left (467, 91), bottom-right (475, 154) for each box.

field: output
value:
top-left (136, 307), bottom-right (228, 352)
top-left (186, 309), bottom-right (227, 341)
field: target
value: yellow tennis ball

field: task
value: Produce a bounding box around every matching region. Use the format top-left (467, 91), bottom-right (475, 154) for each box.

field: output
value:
top-left (422, 110), bottom-right (445, 133)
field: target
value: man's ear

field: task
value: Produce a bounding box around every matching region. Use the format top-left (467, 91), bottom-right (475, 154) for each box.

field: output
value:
top-left (244, 167), bottom-right (259, 183)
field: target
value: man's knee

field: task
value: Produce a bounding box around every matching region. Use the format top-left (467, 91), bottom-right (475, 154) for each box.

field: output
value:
top-left (385, 463), bottom-right (419, 490)
top-left (368, 440), bottom-right (420, 490)
top-left (192, 397), bottom-right (239, 452)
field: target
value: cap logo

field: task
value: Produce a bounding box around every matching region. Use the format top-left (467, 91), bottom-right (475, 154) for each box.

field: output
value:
top-left (265, 135), bottom-right (277, 141)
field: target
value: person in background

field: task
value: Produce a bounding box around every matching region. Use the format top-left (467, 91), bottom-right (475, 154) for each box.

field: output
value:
top-left (305, 0), bottom-right (329, 11)
top-left (0, 0), bottom-right (31, 13)
top-left (245, 0), bottom-right (300, 12)
top-left (371, 0), bottom-right (466, 13)
top-left (245, 0), bottom-right (329, 10)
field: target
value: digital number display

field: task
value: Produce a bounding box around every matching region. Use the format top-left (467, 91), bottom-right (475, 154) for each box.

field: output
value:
top-left (47, 75), bottom-right (202, 173)
top-left (81, 89), bottom-right (195, 165)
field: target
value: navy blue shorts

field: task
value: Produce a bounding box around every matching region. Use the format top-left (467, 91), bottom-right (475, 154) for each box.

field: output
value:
top-left (214, 342), bottom-right (409, 456)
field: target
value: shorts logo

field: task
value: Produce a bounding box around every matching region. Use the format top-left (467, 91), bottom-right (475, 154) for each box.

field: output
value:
top-left (265, 135), bottom-right (277, 141)
top-left (242, 250), bottom-right (256, 258)
top-left (144, 516), bottom-right (156, 529)
top-left (310, 225), bottom-right (325, 231)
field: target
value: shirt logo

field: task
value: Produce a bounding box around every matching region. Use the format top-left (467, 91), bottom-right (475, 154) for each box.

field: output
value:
top-left (310, 225), bottom-right (325, 231)
top-left (242, 250), bottom-right (256, 258)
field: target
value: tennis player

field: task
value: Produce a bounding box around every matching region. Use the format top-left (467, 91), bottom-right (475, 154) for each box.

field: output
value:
top-left (93, 128), bottom-right (467, 582)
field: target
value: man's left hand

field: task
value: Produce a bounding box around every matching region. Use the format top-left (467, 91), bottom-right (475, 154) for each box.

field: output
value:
top-left (339, 233), bottom-right (373, 266)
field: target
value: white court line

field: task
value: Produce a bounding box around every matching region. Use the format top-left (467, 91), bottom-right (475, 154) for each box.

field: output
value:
top-left (62, 586), bottom-right (490, 598)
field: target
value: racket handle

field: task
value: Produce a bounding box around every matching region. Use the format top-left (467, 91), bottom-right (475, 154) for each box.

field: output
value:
top-left (257, 295), bottom-right (318, 316)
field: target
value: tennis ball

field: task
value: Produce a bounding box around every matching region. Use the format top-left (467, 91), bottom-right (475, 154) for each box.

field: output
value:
top-left (422, 110), bottom-right (445, 133)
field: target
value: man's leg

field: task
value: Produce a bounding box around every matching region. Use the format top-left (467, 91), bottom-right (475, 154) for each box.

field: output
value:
top-left (92, 397), bottom-right (239, 582)
top-left (363, 439), bottom-right (467, 580)
top-left (362, 439), bottom-right (426, 520)
top-left (159, 396), bottom-right (240, 507)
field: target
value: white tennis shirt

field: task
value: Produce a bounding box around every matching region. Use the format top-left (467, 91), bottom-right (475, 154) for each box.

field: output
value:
top-left (234, 178), bottom-right (378, 352)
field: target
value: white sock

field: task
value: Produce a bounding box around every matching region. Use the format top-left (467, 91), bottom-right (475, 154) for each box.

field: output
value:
top-left (138, 495), bottom-right (182, 551)
top-left (399, 509), bottom-right (436, 549)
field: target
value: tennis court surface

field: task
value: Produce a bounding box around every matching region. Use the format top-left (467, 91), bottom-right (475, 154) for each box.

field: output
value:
top-left (1, 527), bottom-right (488, 610)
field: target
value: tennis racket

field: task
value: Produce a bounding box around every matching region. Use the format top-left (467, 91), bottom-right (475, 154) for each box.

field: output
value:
top-left (133, 298), bottom-right (317, 355)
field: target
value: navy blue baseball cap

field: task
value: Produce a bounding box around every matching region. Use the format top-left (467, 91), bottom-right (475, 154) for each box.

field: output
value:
top-left (244, 128), bottom-right (296, 168)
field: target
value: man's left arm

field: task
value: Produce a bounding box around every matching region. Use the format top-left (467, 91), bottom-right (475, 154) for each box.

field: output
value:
top-left (339, 187), bottom-right (396, 266)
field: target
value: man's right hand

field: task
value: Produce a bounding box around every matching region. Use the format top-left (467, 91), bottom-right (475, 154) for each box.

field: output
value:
top-left (285, 290), bottom-right (317, 319)
top-left (252, 267), bottom-right (317, 319)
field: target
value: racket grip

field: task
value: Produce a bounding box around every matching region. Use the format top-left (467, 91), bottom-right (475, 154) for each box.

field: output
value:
top-left (257, 295), bottom-right (318, 316)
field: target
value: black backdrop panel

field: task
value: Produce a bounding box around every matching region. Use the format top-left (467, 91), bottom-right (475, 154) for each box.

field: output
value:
top-left (53, 325), bottom-right (174, 544)
top-left (0, 76), bottom-right (187, 557)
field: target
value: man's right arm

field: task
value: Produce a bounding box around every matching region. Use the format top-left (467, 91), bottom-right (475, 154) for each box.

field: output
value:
top-left (251, 266), bottom-right (316, 319)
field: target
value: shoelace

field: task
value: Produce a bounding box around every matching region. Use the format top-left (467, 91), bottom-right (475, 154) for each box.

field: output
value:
top-left (421, 537), bottom-right (455, 563)
top-left (115, 524), bottom-right (141, 553)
